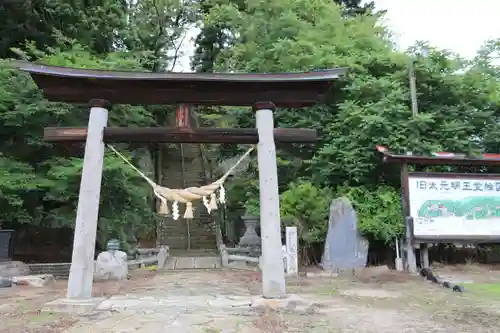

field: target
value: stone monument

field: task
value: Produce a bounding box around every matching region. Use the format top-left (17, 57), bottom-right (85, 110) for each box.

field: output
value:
top-left (321, 197), bottom-right (368, 270)
top-left (94, 239), bottom-right (128, 280)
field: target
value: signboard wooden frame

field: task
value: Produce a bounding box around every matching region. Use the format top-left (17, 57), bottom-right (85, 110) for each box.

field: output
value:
top-left (407, 172), bottom-right (500, 242)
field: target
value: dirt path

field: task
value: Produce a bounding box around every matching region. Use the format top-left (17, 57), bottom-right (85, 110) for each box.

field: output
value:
top-left (2, 267), bottom-right (500, 332)
top-left (0, 270), bottom-right (158, 333)
top-left (288, 269), bottom-right (500, 332)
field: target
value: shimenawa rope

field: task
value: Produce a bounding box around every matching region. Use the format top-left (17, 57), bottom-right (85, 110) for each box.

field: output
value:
top-left (107, 144), bottom-right (255, 220)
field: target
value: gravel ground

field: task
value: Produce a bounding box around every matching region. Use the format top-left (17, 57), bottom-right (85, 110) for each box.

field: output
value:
top-left (1, 265), bottom-right (500, 333)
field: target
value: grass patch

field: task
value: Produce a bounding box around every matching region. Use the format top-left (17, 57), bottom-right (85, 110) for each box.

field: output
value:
top-left (462, 282), bottom-right (500, 296)
top-left (313, 284), bottom-right (338, 296)
top-left (29, 312), bottom-right (58, 323)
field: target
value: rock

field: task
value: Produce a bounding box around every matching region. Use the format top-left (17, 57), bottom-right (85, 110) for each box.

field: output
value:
top-left (94, 250), bottom-right (128, 280)
top-left (12, 274), bottom-right (54, 287)
top-left (250, 294), bottom-right (320, 314)
top-left (306, 271), bottom-right (339, 278)
top-left (0, 276), bottom-right (12, 288)
top-left (0, 261), bottom-right (30, 277)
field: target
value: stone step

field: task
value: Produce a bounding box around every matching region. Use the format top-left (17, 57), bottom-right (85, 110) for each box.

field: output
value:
top-left (158, 142), bottom-right (216, 251)
top-left (164, 256), bottom-right (221, 270)
top-left (169, 249), bottom-right (218, 257)
top-left (163, 241), bottom-right (216, 249)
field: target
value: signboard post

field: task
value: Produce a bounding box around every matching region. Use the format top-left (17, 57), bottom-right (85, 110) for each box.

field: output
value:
top-left (408, 173), bottom-right (500, 240)
top-left (285, 226), bottom-right (298, 276)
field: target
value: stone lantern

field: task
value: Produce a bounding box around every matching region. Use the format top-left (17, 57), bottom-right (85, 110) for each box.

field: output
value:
top-left (238, 215), bottom-right (261, 249)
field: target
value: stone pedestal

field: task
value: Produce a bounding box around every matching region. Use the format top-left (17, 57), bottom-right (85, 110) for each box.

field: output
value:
top-left (94, 239), bottom-right (128, 280)
top-left (43, 297), bottom-right (105, 315)
top-left (94, 250), bottom-right (128, 281)
top-left (395, 258), bottom-right (403, 272)
top-left (238, 215), bottom-right (261, 248)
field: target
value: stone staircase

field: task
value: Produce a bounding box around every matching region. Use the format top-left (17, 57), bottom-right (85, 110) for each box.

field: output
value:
top-left (156, 143), bottom-right (217, 252)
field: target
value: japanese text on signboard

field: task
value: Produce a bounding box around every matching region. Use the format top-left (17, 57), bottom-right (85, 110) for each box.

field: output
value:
top-left (415, 179), bottom-right (500, 192)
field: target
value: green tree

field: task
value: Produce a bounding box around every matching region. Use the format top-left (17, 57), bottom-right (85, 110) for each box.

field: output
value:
top-left (0, 0), bottom-right (129, 57)
top-left (333, 0), bottom-right (376, 16)
top-left (203, 0), bottom-right (500, 244)
top-left (0, 44), bottom-right (156, 249)
top-left (124, 0), bottom-right (198, 72)
top-left (280, 181), bottom-right (332, 263)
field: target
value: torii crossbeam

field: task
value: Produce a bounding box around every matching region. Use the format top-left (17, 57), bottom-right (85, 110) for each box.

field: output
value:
top-left (18, 61), bottom-right (346, 303)
top-left (43, 126), bottom-right (318, 143)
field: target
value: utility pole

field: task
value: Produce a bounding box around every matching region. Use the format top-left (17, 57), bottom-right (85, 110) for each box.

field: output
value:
top-left (409, 60), bottom-right (419, 117)
top-left (406, 50), bottom-right (431, 272)
top-left (404, 59), bottom-right (419, 274)
top-left (408, 47), bottom-right (429, 117)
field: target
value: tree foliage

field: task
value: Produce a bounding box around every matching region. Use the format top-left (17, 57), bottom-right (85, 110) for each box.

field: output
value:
top-left (0, 0), bottom-right (499, 258)
top-left (0, 46), bottom-right (157, 249)
top-left (201, 0), bottom-right (500, 244)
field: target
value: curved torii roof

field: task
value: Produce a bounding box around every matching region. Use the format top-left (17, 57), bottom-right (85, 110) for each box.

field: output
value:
top-left (17, 61), bottom-right (347, 107)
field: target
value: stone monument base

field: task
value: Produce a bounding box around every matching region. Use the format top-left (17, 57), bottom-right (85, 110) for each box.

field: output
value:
top-left (43, 297), bottom-right (106, 315)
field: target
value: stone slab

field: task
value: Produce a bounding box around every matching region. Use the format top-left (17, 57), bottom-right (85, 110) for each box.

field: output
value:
top-left (175, 257), bottom-right (195, 269)
top-left (93, 293), bottom-right (328, 314)
top-left (96, 294), bottom-right (246, 312)
top-left (194, 257), bottom-right (220, 269)
top-left (42, 297), bottom-right (106, 315)
top-left (12, 274), bottom-right (54, 287)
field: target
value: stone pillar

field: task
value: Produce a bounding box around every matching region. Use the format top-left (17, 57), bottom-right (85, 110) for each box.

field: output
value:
top-left (405, 216), bottom-right (417, 274)
top-left (66, 99), bottom-right (109, 299)
top-left (285, 226), bottom-right (298, 276)
top-left (420, 243), bottom-right (429, 269)
top-left (253, 102), bottom-right (286, 299)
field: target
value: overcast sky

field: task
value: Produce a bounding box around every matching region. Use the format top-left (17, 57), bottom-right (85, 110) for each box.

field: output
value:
top-left (375, 0), bottom-right (498, 59)
top-left (174, 0), bottom-right (499, 71)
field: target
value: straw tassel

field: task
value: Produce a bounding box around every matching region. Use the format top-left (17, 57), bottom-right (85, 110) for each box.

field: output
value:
top-left (219, 184), bottom-right (226, 204)
top-left (158, 198), bottom-right (169, 215)
top-left (202, 196), bottom-right (211, 213)
top-left (209, 193), bottom-right (218, 211)
top-left (172, 201), bottom-right (180, 220)
top-left (107, 144), bottom-right (255, 219)
top-left (184, 201), bottom-right (194, 219)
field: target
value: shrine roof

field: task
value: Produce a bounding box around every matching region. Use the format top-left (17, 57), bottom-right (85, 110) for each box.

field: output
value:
top-left (377, 146), bottom-right (500, 166)
top-left (17, 62), bottom-right (347, 107)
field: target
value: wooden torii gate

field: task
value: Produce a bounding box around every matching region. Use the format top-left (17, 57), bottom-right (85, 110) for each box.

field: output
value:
top-left (18, 62), bottom-right (346, 302)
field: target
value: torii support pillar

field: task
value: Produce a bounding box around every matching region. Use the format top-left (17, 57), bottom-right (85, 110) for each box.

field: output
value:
top-left (254, 102), bottom-right (286, 298)
top-left (66, 99), bottom-right (109, 299)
